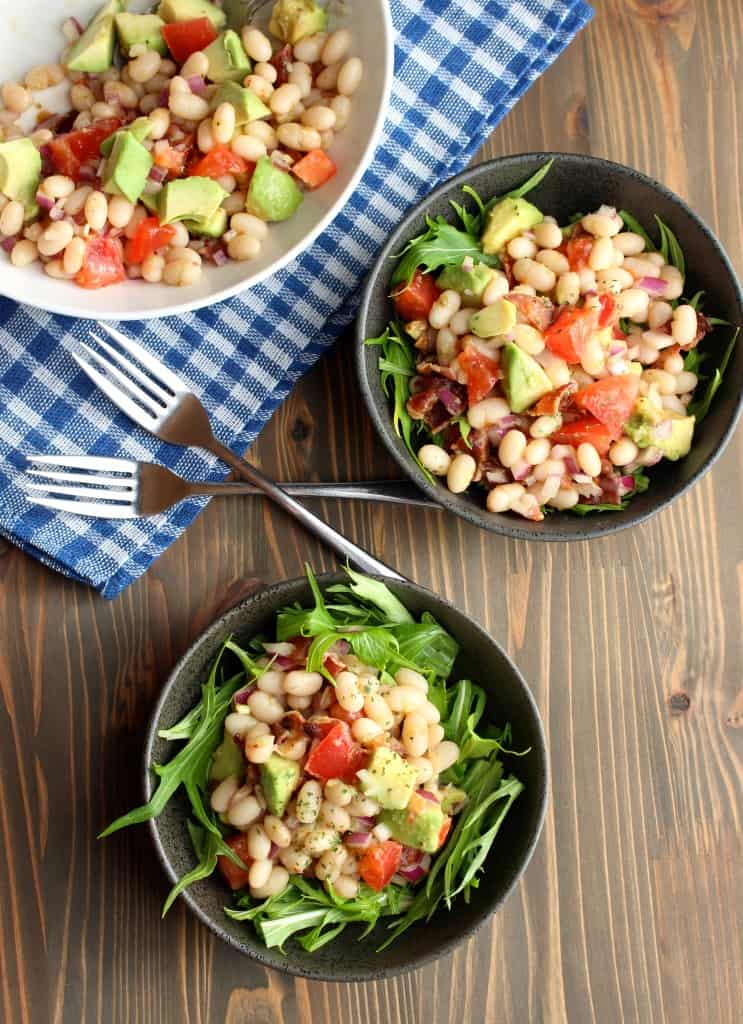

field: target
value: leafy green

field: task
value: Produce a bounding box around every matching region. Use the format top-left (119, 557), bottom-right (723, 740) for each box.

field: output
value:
top-left (342, 565), bottom-right (413, 624)
top-left (560, 211), bottom-right (584, 237)
top-left (571, 502), bottom-right (626, 514)
top-left (391, 216), bottom-right (500, 286)
top-left (454, 415), bottom-right (472, 448)
top-left (632, 468), bottom-right (650, 493)
top-left (391, 611), bottom-right (460, 678)
top-left (687, 326), bottom-right (740, 423)
top-left (227, 877), bottom-right (412, 952)
top-left (503, 158), bottom-right (553, 200)
top-left (364, 322), bottom-right (434, 483)
top-left (619, 210), bottom-right (655, 251)
top-left (654, 215), bottom-right (685, 276)
top-left (276, 564), bottom-right (338, 640)
top-left (449, 197), bottom-right (481, 236)
top-left (162, 821), bottom-right (222, 916)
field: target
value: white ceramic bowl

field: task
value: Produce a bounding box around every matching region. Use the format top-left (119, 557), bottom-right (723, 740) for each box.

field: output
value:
top-left (0, 0), bottom-right (393, 320)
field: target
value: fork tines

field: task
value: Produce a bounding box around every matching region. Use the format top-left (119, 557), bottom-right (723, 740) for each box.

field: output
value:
top-left (25, 454), bottom-right (140, 519)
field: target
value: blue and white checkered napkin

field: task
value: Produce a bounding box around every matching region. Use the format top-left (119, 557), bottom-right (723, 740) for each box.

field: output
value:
top-left (0, 0), bottom-right (592, 597)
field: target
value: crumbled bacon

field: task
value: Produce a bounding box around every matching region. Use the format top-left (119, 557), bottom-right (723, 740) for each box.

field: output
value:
top-left (415, 360), bottom-right (457, 380)
top-left (530, 381), bottom-right (577, 416)
top-left (407, 375), bottom-right (467, 431)
top-left (685, 311), bottom-right (712, 350)
top-left (272, 44), bottom-right (293, 85)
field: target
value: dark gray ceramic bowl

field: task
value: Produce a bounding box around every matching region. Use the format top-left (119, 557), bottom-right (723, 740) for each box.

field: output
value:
top-left (356, 152), bottom-right (743, 540)
top-left (145, 574), bottom-right (548, 982)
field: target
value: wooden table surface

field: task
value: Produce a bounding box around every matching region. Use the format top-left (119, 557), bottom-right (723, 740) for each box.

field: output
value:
top-left (2, 3), bottom-right (742, 1022)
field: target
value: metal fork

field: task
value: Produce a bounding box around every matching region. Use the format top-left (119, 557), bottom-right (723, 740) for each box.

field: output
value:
top-left (69, 323), bottom-right (406, 580)
top-left (25, 455), bottom-right (437, 517)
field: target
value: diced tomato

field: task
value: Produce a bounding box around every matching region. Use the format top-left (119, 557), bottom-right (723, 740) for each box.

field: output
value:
top-left (507, 292), bottom-right (553, 332)
top-left (75, 236), bottom-right (126, 289)
top-left (329, 700), bottom-right (363, 726)
top-left (271, 44), bottom-right (293, 85)
top-left (574, 374), bottom-right (641, 439)
top-left (292, 149), bottom-right (336, 189)
top-left (305, 722), bottom-right (366, 783)
top-left (123, 216), bottom-right (176, 264)
top-left (154, 141), bottom-right (192, 177)
top-left (392, 269), bottom-right (440, 322)
top-left (188, 144), bottom-right (249, 179)
top-left (437, 817), bottom-right (453, 849)
top-left (551, 415), bottom-right (614, 455)
top-left (217, 834), bottom-right (251, 890)
top-left (358, 841), bottom-right (402, 892)
top-left (565, 233), bottom-right (593, 271)
top-left (47, 118), bottom-right (121, 180)
top-left (597, 293), bottom-right (617, 328)
top-left (544, 306), bottom-right (597, 363)
top-left (458, 344), bottom-right (501, 405)
top-left (323, 653), bottom-right (346, 679)
top-left (162, 17), bottom-right (217, 63)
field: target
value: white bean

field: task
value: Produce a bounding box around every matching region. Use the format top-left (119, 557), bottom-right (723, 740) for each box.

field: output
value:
top-left (430, 740), bottom-right (459, 774)
top-left (301, 104), bottom-right (336, 131)
top-left (609, 439), bottom-right (638, 466)
top-left (428, 289), bottom-right (461, 329)
top-left (303, 827), bottom-right (338, 857)
top-left (264, 815), bottom-right (292, 848)
top-left (513, 257), bottom-right (556, 293)
top-left (467, 396), bottom-right (510, 429)
top-left (270, 83), bottom-right (302, 115)
top-left (107, 196), bottom-right (135, 229)
top-left (334, 875), bottom-right (359, 899)
top-left (227, 794), bottom-right (262, 828)
top-left (499, 429), bottom-right (527, 468)
top-left (446, 453), bottom-right (476, 494)
top-left (675, 370), bottom-right (698, 394)
top-left (252, 865), bottom-right (290, 898)
top-left (486, 482), bottom-right (525, 513)
top-left (227, 234), bottom-right (262, 261)
top-left (296, 780), bottom-right (323, 823)
top-left (418, 444), bottom-right (451, 476)
top-left (660, 265), bottom-right (684, 300)
top-left (169, 91), bottom-right (209, 120)
top-left (335, 671), bottom-right (364, 712)
top-left (62, 237), bottom-right (86, 275)
top-left (10, 239), bottom-right (38, 266)
top-left (284, 670), bottom-right (323, 696)
top-left (386, 685), bottom-right (426, 713)
top-left (84, 191), bottom-right (108, 231)
top-left (38, 221), bottom-right (74, 257)
top-left (482, 273), bottom-right (509, 305)
top-left (241, 27), bottom-right (273, 63)
top-left (530, 413), bottom-right (562, 438)
top-left (513, 323), bottom-right (545, 355)
top-left (577, 442), bottom-right (602, 478)
top-left (244, 732), bottom-right (275, 764)
top-left (363, 692), bottom-right (394, 731)
top-left (294, 32), bottom-right (327, 63)
top-left (648, 300), bottom-right (673, 330)
top-left (507, 235), bottom-right (537, 260)
top-left (247, 823), bottom-right (272, 861)
top-left (210, 775), bottom-right (240, 814)
top-left (324, 780), bottom-right (354, 807)
top-left (0, 200), bottom-right (24, 237)
top-left (402, 712), bottom-right (428, 758)
top-left (319, 802), bottom-right (351, 832)
top-left (128, 49), bottom-right (161, 84)
top-left (671, 304), bottom-right (697, 347)
top-left (550, 487), bottom-right (579, 510)
top-left (536, 248), bottom-right (569, 275)
top-left (581, 212), bottom-right (620, 237)
top-left (256, 669), bottom-right (284, 696)
top-left (141, 254), bottom-right (165, 283)
top-left (351, 717), bottom-right (383, 744)
top-left (614, 231), bottom-right (646, 255)
top-left (533, 221), bottom-right (562, 249)
top-left (321, 29), bottom-right (351, 66)
top-left (247, 690), bottom-right (284, 724)
top-left (524, 438), bottom-right (551, 465)
top-left (588, 236), bottom-right (615, 271)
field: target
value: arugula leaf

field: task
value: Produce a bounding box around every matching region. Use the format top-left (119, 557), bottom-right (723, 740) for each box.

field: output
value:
top-left (631, 468), bottom-right (650, 493)
top-left (276, 564), bottom-right (338, 640)
top-left (478, 159), bottom-right (553, 229)
top-left (391, 216), bottom-right (500, 286)
top-left (342, 565), bottom-right (414, 624)
top-left (390, 611), bottom-right (460, 678)
top-left (454, 415), bottom-right (472, 448)
top-left (364, 322), bottom-right (435, 483)
top-left (449, 198), bottom-right (481, 236)
top-left (654, 216), bottom-right (685, 276)
top-left (687, 326), bottom-right (740, 423)
top-left (571, 502), bottom-right (626, 514)
top-left (162, 822), bottom-right (221, 916)
top-left (619, 210), bottom-right (655, 251)
top-left (687, 290), bottom-right (705, 311)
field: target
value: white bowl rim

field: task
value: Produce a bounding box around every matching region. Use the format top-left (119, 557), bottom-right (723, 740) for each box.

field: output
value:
top-left (0, 4), bottom-right (395, 322)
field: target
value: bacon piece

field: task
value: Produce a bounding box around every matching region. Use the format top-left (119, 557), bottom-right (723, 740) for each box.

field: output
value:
top-left (530, 381), bottom-right (577, 416)
top-left (407, 376), bottom-right (467, 432)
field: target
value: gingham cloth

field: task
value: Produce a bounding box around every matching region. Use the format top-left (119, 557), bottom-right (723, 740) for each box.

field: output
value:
top-left (0, 0), bottom-right (592, 598)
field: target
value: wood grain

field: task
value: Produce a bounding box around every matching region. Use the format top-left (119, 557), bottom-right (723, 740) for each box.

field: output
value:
top-left (1, 1), bottom-right (742, 1020)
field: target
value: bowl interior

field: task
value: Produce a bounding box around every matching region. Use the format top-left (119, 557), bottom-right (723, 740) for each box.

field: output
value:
top-left (357, 153), bottom-right (743, 540)
top-left (0, 0), bottom-right (392, 320)
top-left (146, 574), bottom-right (548, 982)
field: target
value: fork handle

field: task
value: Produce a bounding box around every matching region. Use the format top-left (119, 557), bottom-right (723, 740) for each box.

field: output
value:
top-left (208, 439), bottom-right (407, 582)
top-left (184, 478), bottom-right (437, 507)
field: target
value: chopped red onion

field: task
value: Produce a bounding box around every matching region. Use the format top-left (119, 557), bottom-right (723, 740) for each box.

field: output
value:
top-left (36, 190), bottom-right (54, 212)
top-left (157, 87), bottom-right (170, 107)
top-left (438, 386), bottom-right (465, 416)
top-left (268, 842), bottom-right (279, 859)
top-left (564, 455), bottom-right (580, 476)
top-left (609, 342), bottom-right (626, 356)
top-left (346, 832), bottom-right (372, 849)
top-left (637, 276), bottom-right (666, 295)
top-left (273, 654), bottom-right (296, 670)
top-left (1, 235), bottom-right (17, 253)
top-left (352, 815), bottom-right (376, 829)
top-left (499, 413), bottom-right (526, 429)
top-left (233, 683), bottom-right (257, 705)
top-left (148, 165), bottom-right (168, 183)
top-left (213, 248), bottom-right (228, 267)
top-left (398, 863), bottom-right (427, 884)
top-left (511, 459), bottom-right (531, 481)
top-left (418, 789), bottom-right (439, 803)
top-left (187, 75), bottom-right (207, 95)
top-left (618, 476), bottom-right (635, 495)
top-left (48, 202), bottom-right (66, 221)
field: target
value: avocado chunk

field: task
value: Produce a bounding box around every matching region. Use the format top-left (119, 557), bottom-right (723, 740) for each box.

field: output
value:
top-left (209, 733), bottom-right (244, 782)
top-left (158, 0), bottom-right (227, 30)
top-left (625, 397), bottom-right (695, 460)
top-left (211, 81), bottom-right (271, 125)
top-left (204, 30), bottom-right (251, 83)
top-left (65, 0), bottom-right (125, 74)
top-left (439, 784), bottom-right (467, 815)
top-left (481, 196), bottom-right (543, 256)
top-left (260, 754), bottom-right (301, 817)
top-left (0, 139), bottom-right (41, 217)
top-left (502, 341), bottom-right (553, 413)
top-left (269, 0), bottom-right (327, 44)
top-left (100, 118), bottom-right (152, 157)
top-left (184, 206), bottom-right (228, 237)
top-left (102, 132), bottom-right (153, 204)
top-left (246, 155), bottom-right (303, 222)
top-left (469, 298), bottom-right (517, 339)
top-left (115, 12), bottom-right (167, 55)
top-left (159, 176), bottom-right (228, 224)
top-left (357, 746), bottom-right (418, 811)
top-left (380, 792), bottom-right (448, 854)
top-left (437, 261), bottom-right (498, 302)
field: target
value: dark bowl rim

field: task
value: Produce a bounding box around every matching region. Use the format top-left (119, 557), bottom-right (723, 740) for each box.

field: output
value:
top-left (144, 572), bottom-right (549, 982)
top-left (355, 151), bottom-right (743, 541)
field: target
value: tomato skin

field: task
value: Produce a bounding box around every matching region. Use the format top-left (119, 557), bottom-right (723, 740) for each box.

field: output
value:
top-left (565, 233), bottom-right (593, 271)
top-left (392, 269), bottom-right (440, 321)
top-left (292, 149), bottom-right (336, 189)
top-left (75, 236), bottom-right (126, 289)
top-left (544, 307), bottom-right (597, 363)
top-left (551, 415), bottom-right (614, 455)
top-left (323, 653), bottom-right (345, 679)
top-left (458, 344), bottom-right (501, 405)
top-left (154, 140), bottom-right (193, 177)
top-left (124, 217), bottom-right (176, 264)
top-left (328, 701), bottom-right (363, 726)
top-left (437, 817), bottom-right (453, 849)
top-left (358, 841), bottom-right (403, 892)
top-left (597, 293), bottom-right (617, 328)
top-left (217, 834), bottom-right (252, 890)
top-left (574, 374), bottom-right (641, 439)
top-left (305, 722), bottom-right (366, 783)
top-left (189, 144), bottom-right (249, 179)
top-left (48, 118), bottom-right (121, 180)
top-left (162, 17), bottom-right (217, 62)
